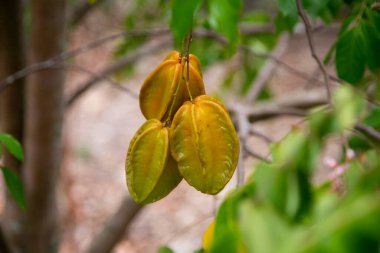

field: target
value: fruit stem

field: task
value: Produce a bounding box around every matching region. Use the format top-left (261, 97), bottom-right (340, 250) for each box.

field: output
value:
top-left (164, 32), bottom-right (194, 126)
top-left (184, 31), bottom-right (193, 102)
top-left (164, 37), bottom-right (188, 126)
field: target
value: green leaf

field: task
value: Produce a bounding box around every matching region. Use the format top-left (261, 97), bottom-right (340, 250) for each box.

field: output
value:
top-left (278, 0), bottom-right (297, 16)
top-left (239, 201), bottom-right (290, 253)
top-left (275, 8), bottom-right (298, 33)
top-left (361, 19), bottom-right (380, 72)
top-left (0, 133), bottom-right (23, 161)
top-left (241, 10), bottom-right (271, 23)
top-left (333, 85), bottom-right (365, 130)
top-left (364, 108), bottom-right (380, 128)
top-left (336, 26), bottom-right (366, 84)
top-left (255, 163), bottom-right (312, 221)
top-left (255, 163), bottom-right (287, 213)
top-left (211, 181), bottom-right (255, 253)
top-left (170, 0), bottom-right (203, 47)
top-left (157, 246), bottom-right (175, 253)
top-left (1, 167), bottom-right (26, 210)
top-left (367, 9), bottom-right (380, 33)
top-left (208, 0), bottom-right (241, 48)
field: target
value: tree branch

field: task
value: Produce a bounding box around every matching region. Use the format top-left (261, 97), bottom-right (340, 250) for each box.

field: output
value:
top-left (296, 0), bottom-right (332, 102)
top-left (82, 196), bottom-right (141, 253)
top-left (58, 64), bottom-right (138, 98)
top-left (0, 226), bottom-right (12, 253)
top-left (243, 142), bottom-right (272, 163)
top-left (0, 25), bottom-right (274, 92)
top-left (245, 33), bottom-right (290, 103)
top-left (244, 88), bottom-right (327, 122)
top-left (354, 123), bottom-right (380, 143)
top-left (232, 103), bottom-right (250, 186)
top-left (65, 36), bottom-right (171, 108)
top-left (249, 127), bottom-right (273, 143)
top-left (0, 28), bottom-right (170, 92)
top-left (69, 0), bottom-right (108, 26)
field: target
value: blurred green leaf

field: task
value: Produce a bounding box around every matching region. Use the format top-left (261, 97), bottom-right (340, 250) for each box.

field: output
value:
top-left (239, 200), bottom-right (290, 253)
top-left (255, 163), bottom-right (287, 213)
top-left (333, 85), bottom-right (365, 130)
top-left (271, 129), bottom-right (306, 164)
top-left (241, 10), bottom-right (271, 23)
top-left (1, 167), bottom-right (26, 210)
top-left (348, 108), bottom-right (380, 151)
top-left (157, 246), bottom-right (174, 253)
top-left (170, 0), bottom-right (203, 47)
top-left (275, 11), bottom-right (298, 33)
top-left (336, 26), bottom-right (366, 84)
top-left (368, 10), bottom-right (380, 33)
top-left (361, 17), bottom-right (380, 72)
top-left (345, 159), bottom-right (365, 192)
top-left (0, 133), bottom-right (23, 161)
top-left (255, 163), bottom-right (312, 221)
top-left (278, 0), bottom-right (297, 16)
top-left (303, 0), bottom-right (342, 22)
top-left (299, 194), bottom-right (380, 253)
top-left (208, 0), bottom-right (241, 49)
top-left (211, 181), bottom-right (254, 253)
top-left (364, 108), bottom-right (380, 128)
top-left (114, 37), bottom-right (147, 58)
top-left (348, 134), bottom-right (372, 151)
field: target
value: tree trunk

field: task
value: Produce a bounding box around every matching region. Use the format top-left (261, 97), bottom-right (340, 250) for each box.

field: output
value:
top-left (0, 0), bottom-right (25, 252)
top-left (24, 0), bottom-right (66, 252)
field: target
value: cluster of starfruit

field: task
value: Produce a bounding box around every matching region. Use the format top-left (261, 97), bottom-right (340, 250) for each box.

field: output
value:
top-left (125, 51), bottom-right (240, 204)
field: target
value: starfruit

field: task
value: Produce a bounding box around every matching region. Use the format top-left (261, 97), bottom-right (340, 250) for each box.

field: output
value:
top-left (139, 51), bottom-right (205, 121)
top-left (125, 119), bottom-right (182, 204)
top-left (170, 95), bottom-right (240, 194)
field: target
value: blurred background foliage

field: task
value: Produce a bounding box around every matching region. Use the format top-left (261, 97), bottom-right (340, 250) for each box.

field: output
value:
top-left (136, 0), bottom-right (380, 252)
top-left (1, 0), bottom-right (380, 252)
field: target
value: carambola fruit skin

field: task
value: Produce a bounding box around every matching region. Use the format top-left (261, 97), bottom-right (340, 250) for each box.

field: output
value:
top-left (139, 51), bottom-right (205, 121)
top-left (169, 95), bottom-right (240, 194)
top-left (125, 119), bottom-right (182, 204)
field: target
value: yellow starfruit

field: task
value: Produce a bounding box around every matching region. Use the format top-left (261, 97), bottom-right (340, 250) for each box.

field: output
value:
top-left (170, 95), bottom-right (240, 194)
top-left (139, 51), bottom-right (205, 121)
top-left (125, 119), bottom-right (182, 204)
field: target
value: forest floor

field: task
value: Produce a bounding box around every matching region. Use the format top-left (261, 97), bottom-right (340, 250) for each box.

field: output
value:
top-left (56, 11), bottom-right (338, 253)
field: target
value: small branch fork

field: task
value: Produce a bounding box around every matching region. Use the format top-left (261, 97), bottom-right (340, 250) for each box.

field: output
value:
top-left (296, 0), bottom-right (332, 103)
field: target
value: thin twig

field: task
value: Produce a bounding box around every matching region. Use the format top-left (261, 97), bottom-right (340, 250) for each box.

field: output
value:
top-left (229, 88), bottom-right (328, 123)
top-left (0, 25), bottom-right (274, 92)
top-left (59, 64), bottom-right (138, 98)
top-left (296, 0), bottom-right (332, 102)
top-left (0, 226), bottom-right (12, 253)
top-left (163, 214), bottom-right (214, 244)
top-left (0, 28), bottom-right (170, 92)
top-left (69, 0), bottom-right (108, 26)
top-left (65, 37), bottom-right (170, 108)
top-left (82, 196), bottom-right (141, 253)
top-left (249, 127), bottom-right (273, 143)
top-left (246, 33), bottom-right (290, 103)
top-left (230, 103), bottom-right (250, 186)
top-left (355, 123), bottom-right (380, 143)
top-left (243, 143), bottom-right (271, 163)
top-left (185, 31), bottom-right (193, 101)
top-left (193, 27), bottom-right (325, 86)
